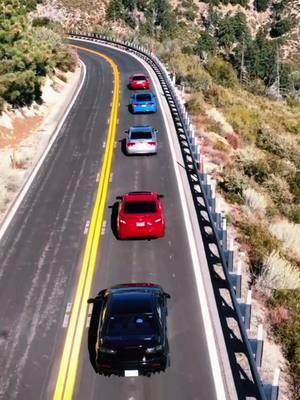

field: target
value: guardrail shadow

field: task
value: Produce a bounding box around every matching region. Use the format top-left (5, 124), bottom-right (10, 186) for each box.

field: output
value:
top-left (192, 187), bottom-right (260, 399)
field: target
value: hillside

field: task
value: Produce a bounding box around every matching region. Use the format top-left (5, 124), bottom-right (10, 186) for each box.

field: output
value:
top-left (40, 0), bottom-right (300, 64)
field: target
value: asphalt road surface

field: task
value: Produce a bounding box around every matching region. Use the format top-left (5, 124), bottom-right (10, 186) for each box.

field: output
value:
top-left (0, 40), bottom-right (220, 400)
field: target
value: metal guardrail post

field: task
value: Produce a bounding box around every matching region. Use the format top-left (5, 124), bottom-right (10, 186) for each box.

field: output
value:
top-left (221, 216), bottom-right (227, 251)
top-left (264, 368), bottom-right (280, 400)
top-left (229, 260), bottom-right (242, 299)
top-left (249, 324), bottom-right (264, 368)
top-left (209, 184), bottom-right (216, 214)
top-left (225, 238), bottom-right (234, 272)
top-left (239, 289), bottom-right (252, 330)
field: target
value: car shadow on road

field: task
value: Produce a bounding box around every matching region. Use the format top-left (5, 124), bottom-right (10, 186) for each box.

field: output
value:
top-left (87, 300), bottom-right (102, 373)
top-left (109, 201), bottom-right (119, 240)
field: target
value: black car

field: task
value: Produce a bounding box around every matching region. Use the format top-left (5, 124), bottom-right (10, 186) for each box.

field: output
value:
top-left (88, 283), bottom-right (170, 377)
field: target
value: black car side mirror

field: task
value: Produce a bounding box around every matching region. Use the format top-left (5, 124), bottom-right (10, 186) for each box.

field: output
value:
top-left (164, 292), bottom-right (171, 299)
top-left (158, 194), bottom-right (164, 199)
top-left (154, 129), bottom-right (158, 134)
top-left (116, 196), bottom-right (122, 200)
top-left (124, 130), bottom-right (129, 134)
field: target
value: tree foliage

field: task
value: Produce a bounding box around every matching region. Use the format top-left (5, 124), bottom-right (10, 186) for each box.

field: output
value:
top-left (0, 0), bottom-right (76, 110)
top-left (254, 0), bottom-right (270, 12)
top-left (106, 0), bottom-right (178, 40)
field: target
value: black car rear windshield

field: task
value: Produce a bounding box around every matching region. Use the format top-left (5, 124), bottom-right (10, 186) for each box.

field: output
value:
top-left (133, 75), bottom-right (146, 81)
top-left (130, 131), bottom-right (152, 140)
top-left (124, 201), bottom-right (157, 214)
top-left (136, 94), bottom-right (152, 102)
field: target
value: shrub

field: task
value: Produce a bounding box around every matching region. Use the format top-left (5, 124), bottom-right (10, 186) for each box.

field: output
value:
top-left (186, 66), bottom-right (213, 92)
top-left (256, 129), bottom-right (300, 167)
top-left (238, 220), bottom-right (280, 264)
top-left (268, 289), bottom-right (300, 393)
top-left (270, 18), bottom-right (293, 38)
top-left (225, 132), bottom-right (240, 149)
top-left (242, 157), bottom-right (270, 183)
top-left (256, 251), bottom-right (300, 295)
top-left (205, 56), bottom-right (238, 88)
top-left (243, 186), bottom-right (268, 215)
top-left (246, 78), bottom-right (266, 96)
top-left (270, 221), bottom-right (300, 259)
top-left (255, 0), bottom-right (270, 11)
top-left (226, 105), bottom-right (261, 143)
top-left (289, 171), bottom-right (300, 204)
top-left (263, 175), bottom-right (294, 207)
top-left (195, 31), bottom-right (217, 58)
top-left (286, 96), bottom-right (300, 109)
top-left (289, 206), bottom-right (300, 223)
top-left (218, 169), bottom-right (247, 204)
top-left (204, 84), bottom-right (232, 107)
top-left (185, 94), bottom-right (205, 113)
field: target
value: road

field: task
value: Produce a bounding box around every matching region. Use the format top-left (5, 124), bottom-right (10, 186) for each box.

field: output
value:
top-left (0, 40), bottom-right (221, 400)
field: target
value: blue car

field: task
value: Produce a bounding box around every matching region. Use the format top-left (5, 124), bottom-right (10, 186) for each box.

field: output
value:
top-left (130, 92), bottom-right (157, 113)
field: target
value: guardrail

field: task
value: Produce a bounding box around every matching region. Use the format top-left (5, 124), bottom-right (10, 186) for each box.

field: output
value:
top-left (69, 32), bottom-right (281, 400)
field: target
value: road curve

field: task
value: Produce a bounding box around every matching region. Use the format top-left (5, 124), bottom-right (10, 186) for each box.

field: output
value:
top-left (0, 40), bottom-right (223, 400)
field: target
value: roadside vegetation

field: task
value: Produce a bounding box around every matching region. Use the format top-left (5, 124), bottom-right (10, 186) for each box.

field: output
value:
top-left (0, 0), bottom-right (77, 113)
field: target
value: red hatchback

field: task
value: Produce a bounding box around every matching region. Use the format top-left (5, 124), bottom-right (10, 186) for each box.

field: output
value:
top-left (117, 192), bottom-right (165, 239)
top-left (129, 74), bottom-right (150, 90)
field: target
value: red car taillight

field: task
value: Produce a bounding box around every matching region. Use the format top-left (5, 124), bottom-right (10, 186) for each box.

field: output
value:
top-left (147, 141), bottom-right (156, 145)
top-left (127, 142), bottom-right (136, 147)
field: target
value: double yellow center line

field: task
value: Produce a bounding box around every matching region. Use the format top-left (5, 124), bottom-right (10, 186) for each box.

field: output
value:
top-left (53, 45), bottom-right (120, 400)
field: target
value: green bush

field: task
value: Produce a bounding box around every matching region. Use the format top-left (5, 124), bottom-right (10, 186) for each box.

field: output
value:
top-left (242, 158), bottom-right (270, 183)
top-left (217, 169), bottom-right (247, 204)
top-left (195, 31), bottom-right (217, 58)
top-left (270, 18), bottom-right (293, 38)
top-left (238, 220), bottom-right (280, 263)
top-left (289, 205), bottom-right (300, 223)
top-left (226, 105), bottom-right (261, 143)
top-left (185, 93), bottom-right (205, 113)
top-left (289, 171), bottom-right (300, 204)
top-left (268, 289), bottom-right (300, 393)
top-left (256, 129), bottom-right (300, 167)
top-left (205, 56), bottom-right (238, 88)
top-left (263, 175), bottom-right (294, 208)
top-left (255, 0), bottom-right (270, 11)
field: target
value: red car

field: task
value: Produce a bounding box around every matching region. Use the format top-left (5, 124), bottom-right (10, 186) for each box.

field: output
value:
top-left (129, 73), bottom-right (150, 90)
top-left (117, 192), bottom-right (165, 239)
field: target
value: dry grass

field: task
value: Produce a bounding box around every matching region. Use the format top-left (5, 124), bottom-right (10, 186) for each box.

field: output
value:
top-left (263, 175), bottom-right (294, 206)
top-left (225, 104), bottom-right (262, 143)
top-left (270, 221), bottom-right (300, 259)
top-left (243, 187), bottom-right (268, 215)
top-left (256, 251), bottom-right (300, 296)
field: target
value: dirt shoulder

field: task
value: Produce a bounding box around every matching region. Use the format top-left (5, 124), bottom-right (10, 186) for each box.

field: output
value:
top-left (0, 65), bottom-right (82, 223)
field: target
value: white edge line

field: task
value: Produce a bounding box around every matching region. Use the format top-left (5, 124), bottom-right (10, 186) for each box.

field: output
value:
top-left (71, 38), bottom-right (227, 399)
top-left (0, 60), bottom-right (87, 242)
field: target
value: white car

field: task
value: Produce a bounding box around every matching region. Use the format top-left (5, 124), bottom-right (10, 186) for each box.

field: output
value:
top-left (125, 126), bottom-right (158, 155)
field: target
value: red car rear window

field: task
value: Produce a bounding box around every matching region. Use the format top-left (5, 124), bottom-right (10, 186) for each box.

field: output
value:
top-left (124, 201), bottom-right (157, 214)
top-left (132, 75), bottom-right (146, 81)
